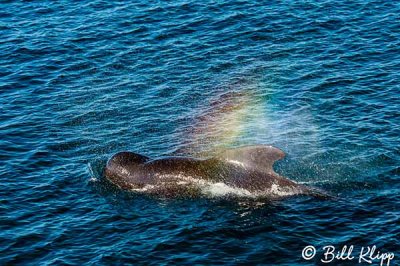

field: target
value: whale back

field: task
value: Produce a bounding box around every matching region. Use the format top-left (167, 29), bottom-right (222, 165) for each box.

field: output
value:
top-left (215, 145), bottom-right (285, 175)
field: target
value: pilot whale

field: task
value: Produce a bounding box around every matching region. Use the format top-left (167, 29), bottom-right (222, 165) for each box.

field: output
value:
top-left (104, 145), bottom-right (326, 198)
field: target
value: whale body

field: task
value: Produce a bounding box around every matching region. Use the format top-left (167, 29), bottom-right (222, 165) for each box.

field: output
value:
top-left (104, 145), bottom-right (325, 198)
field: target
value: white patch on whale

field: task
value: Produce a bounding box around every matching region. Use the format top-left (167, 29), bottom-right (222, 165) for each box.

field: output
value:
top-left (129, 172), bottom-right (301, 199)
top-left (226, 159), bottom-right (246, 168)
top-left (202, 182), bottom-right (253, 197)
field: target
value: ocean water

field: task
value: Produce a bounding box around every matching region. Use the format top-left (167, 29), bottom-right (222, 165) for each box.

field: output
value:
top-left (1, 0), bottom-right (399, 265)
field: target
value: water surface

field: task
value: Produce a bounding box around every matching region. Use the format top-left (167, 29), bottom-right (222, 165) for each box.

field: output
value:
top-left (1, 0), bottom-right (399, 265)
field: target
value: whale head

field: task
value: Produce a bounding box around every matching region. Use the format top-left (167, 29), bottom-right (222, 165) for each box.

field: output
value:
top-left (104, 151), bottom-right (149, 189)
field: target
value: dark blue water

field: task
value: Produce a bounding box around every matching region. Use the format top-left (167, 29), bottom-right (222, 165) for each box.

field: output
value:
top-left (1, 0), bottom-right (399, 265)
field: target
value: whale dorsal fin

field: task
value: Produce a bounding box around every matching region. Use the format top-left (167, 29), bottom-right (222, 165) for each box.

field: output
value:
top-left (215, 145), bottom-right (285, 174)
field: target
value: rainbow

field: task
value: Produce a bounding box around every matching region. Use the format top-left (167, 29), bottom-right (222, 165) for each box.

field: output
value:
top-left (185, 90), bottom-right (269, 155)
